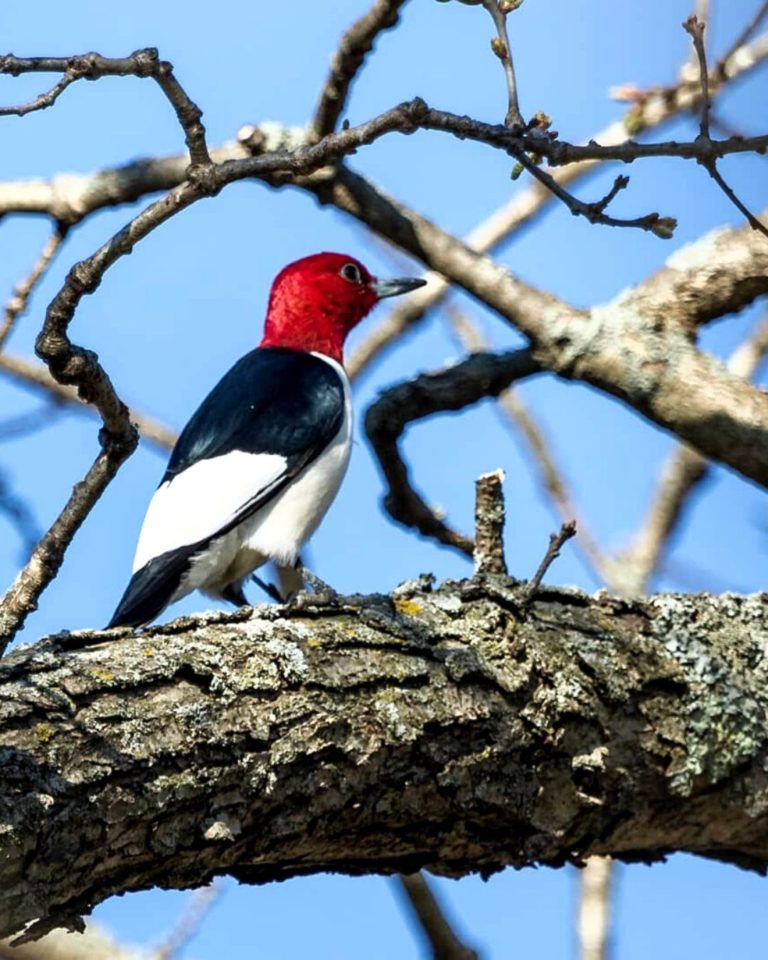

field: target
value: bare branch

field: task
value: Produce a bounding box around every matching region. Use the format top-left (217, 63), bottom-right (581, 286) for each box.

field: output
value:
top-left (0, 51), bottom-right (210, 166)
top-left (0, 228), bottom-right (66, 352)
top-left (684, 16), bottom-right (768, 238)
top-left (396, 873), bottom-right (479, 960)
top-left (365, 349), bottom-right (541, 554)
top-left (618, 316), bottom-right (768, 596)
top-left (310, 0), bottom-right (409, 141)
top-left (0, 73), bottom-right (79, 117)
top-left (0, 451), bottom-right (123, 651)
top-left (684, 15), bottom-right (713, 139)
top-left (524, 520), bottom-right (576, 600)
top-left (513, 150), bottom-right (676, 238)
top-left (473, 469), bottom-right (507, 576)
top-left (0, 29), bottom-right (763, 249)
top-left (578, 857), bottom-right (614, 960)
top-left (313, 167), bottom-right (768, 489)
top-left (347, 30), bottom-right (768, 378)
top-left (481, 0), bottom-right (523, 127)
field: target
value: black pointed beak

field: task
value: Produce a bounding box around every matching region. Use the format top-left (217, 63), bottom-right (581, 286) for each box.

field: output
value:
top-left (370, 276), bottom-right (427, 299)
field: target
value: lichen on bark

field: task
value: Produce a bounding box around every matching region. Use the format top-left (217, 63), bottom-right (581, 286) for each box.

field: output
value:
top-left (1, 577), bottom-right (767, 942)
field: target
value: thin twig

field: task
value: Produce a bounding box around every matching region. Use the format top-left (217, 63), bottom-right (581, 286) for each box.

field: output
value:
top-left (0, 227), bottom-right (66, 352)
top-left (0, 73), bottom-right (79, 117)
top-left (684, 16), bottom-right (712, 139)
top-left (310, 0), bottom-right (409, 141)
top-left (481, 0), bottom-right (524, 127)
top-left (396, 874), bottom-right (479, 960)
top-left (524, 520), bottom-right (576, 601)
top-left (684, 16), bottom-right (768, 238)
top-left (0, 51), bottom-right (210, 166)
top-left (513, 150), bottom-right (676, 237)
top-left (347, 30), bottom-right (768, 378)
top-left (473, 469), bottom-right (507, 576)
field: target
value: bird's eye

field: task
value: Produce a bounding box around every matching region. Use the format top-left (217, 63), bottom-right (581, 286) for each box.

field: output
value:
top-left (340, 263), bottom-right (363, 284)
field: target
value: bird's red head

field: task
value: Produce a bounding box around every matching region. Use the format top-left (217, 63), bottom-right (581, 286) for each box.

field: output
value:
top-left (260, 252), bottom-right (425, 364)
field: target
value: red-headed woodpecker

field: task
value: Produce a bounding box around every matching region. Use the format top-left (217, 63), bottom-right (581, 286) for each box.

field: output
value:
top-left (108, 252), bottom-right (425, 628)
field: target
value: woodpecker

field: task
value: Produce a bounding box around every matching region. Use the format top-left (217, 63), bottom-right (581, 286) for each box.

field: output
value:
top-left (108, 252), bottom-right (425, 628)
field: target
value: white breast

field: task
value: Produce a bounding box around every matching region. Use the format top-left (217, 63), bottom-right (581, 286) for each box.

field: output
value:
top-left (237, 354), bottom-right (353, 566)
top-left (167, 353), bottom-right (353, 599)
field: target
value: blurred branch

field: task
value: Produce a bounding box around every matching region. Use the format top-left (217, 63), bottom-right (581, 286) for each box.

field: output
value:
top-left (616, 315), bottom-right (768, 596)
top-left (578, 857), bottom-right (614, 960)
top-left (365, 348), bottom-right (541, 554)
top-left (0, 469), bottom-right (40, 561)
top-left (0, 227), bottom-right (66, 352)
top-left (719, 1), bottom-right (768, 66)
top-left (0, 404), bottom-right (61, 443)
top-left (153, 883), bottom-right (220, 960)
top-left (446, 310), bottom-right (608, 580)
top-left (0, 924), bottom-right (150, 960)
top-left (0, 353), bottom-right (176, 452)
top-left (396, 874), bottom-right (479, 960)
top-left (310, 0), bottom-right (409, 140)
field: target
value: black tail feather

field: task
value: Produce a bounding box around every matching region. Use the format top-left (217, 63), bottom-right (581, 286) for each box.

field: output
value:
top-left (107, 546), bottom-right (196, 629)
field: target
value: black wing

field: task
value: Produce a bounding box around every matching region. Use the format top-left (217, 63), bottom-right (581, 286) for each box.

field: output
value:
top-left (108, 348), bottom-right (345, 628)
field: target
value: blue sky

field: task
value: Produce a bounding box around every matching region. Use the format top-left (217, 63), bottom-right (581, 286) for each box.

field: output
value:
top-left (1, 0), bottom-right (767, 956)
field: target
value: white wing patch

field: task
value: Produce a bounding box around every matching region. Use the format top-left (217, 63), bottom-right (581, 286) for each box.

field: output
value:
top-left (132, 449), bottom-right (287, 572)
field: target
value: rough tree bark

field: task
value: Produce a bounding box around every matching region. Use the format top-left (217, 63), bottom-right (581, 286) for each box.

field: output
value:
top-left (1, 576), bottom-right (767, 942)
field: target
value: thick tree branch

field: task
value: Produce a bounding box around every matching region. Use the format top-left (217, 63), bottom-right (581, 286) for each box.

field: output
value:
top-left (316, 168), bottom-right (768, 487)
top-left (2, 581), bottom-right (768, 942)
top-left (616, 316), bottom-right (768, 596)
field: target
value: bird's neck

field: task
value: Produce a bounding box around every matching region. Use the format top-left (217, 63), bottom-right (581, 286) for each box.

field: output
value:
top-left (260, 293), bottom-right (348, 364)
top-left (259, 328), bottom-right (345, 365)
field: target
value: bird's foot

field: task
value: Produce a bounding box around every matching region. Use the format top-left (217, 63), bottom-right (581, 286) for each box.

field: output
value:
top-left (292, 565), bottom-right (341, 607)
top-left (250, 573), bottom-right (284, 604)
top-left (221, 583), bottom-right (250, 607)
